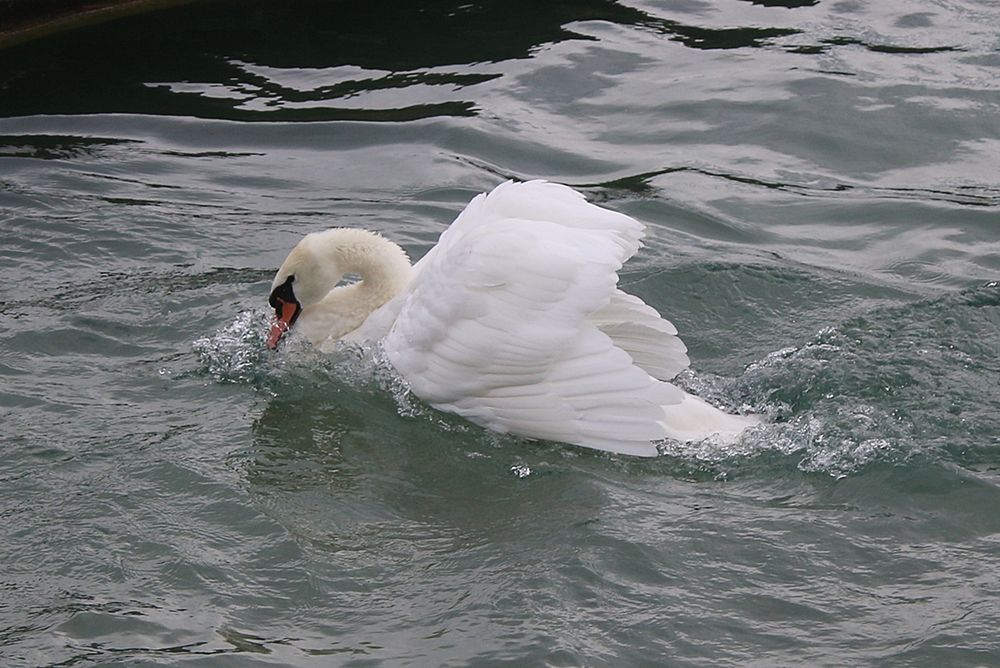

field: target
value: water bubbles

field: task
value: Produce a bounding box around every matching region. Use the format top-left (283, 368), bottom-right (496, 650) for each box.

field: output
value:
top-left (328, 340), bottom-right (432, 420)
top-left (192, 309), bottom-right (271, 384)
top-left (192, 314), bottom-right (433, 428)
top-left (510, 463), bottom-right (532, 479)
top-left (799, 436), bottom-right (895, 479)
top-left (656, 392), bottom-right (909, 479)
top-left (664, 320), bottom-right (925, 478)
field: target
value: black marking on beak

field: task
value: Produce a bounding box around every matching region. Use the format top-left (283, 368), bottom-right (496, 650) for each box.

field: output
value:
top-left (269, 274), bottom-right (299, 317)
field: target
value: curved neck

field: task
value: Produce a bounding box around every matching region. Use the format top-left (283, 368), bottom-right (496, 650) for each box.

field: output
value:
top-left (298, 230), bottom-right (412, 344)
top-left (334, 240), bottom-right (411, 304)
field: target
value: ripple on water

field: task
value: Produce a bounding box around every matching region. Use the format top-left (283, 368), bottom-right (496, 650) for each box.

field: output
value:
top-left (194, 282), bottom-right (1000, 480)
top-left (666, 282), bottom-right (1000, 477)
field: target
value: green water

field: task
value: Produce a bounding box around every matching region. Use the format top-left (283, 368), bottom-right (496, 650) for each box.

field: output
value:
top-left (2, 1), bottom-right (999, 665)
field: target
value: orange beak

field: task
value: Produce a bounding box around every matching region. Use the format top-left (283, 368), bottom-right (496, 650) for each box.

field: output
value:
top-left (267, 299), bottom-right (301, 350)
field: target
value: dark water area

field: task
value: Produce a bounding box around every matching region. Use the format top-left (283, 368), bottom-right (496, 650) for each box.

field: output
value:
top-left (2, 0), bottom-right (999, 665)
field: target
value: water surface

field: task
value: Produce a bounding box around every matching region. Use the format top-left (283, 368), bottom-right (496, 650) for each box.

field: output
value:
top-left (2, 0), bottom-right (999, 665)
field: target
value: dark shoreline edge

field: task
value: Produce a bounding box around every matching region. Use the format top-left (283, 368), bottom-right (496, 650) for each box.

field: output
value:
top-left (0, 0), bottom-right (194, 48)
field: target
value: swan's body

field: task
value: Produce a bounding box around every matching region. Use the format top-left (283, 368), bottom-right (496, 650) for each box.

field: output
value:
top-left (268, 180), bottom-right (758, 456)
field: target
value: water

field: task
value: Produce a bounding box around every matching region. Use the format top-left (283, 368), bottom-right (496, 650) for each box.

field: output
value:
top-left (2, 0), bottom-right (999, 665)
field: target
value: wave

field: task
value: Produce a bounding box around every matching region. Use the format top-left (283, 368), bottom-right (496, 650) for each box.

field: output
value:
top-left (677, 281), bottom-right (1000, 477)
top-left (194, 282), bottom-right (1000, 478)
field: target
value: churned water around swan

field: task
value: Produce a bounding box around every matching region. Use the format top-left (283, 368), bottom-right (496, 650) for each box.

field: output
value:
top-left (2, 1), bottom-right (999, 665)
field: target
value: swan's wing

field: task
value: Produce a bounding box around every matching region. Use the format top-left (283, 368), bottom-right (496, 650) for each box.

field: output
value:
top-left (382, 191), bottom-right (683, 456)
top-left (348, 181), bottom-right (623, 343)
top-left (588, 290), bottom-right (690, 381)
top-left (426, 182), bottom-right (688, 381)
top-left (419, 180), bottom-right (645, 273)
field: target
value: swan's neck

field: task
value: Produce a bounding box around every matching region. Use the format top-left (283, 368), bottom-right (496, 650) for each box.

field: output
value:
top-left (298, 229), bottom-right (412, 344)
top-left (327, 232), bottom-right (411, 302)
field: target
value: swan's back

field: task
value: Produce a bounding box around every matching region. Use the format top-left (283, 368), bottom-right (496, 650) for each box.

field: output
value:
top-left (381, 181), bottom-right (693, 456)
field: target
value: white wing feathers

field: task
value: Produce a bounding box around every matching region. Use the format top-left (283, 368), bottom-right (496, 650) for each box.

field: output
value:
top-left (382, 180), bottom-right (689, 456)
top-left (437, 180), bottom-right (644, 265)
top-left (589, 291), bottom-right (690, 381)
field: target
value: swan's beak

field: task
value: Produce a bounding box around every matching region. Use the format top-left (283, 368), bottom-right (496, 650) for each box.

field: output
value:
top-left (267, 299), bottom-right (301, 350)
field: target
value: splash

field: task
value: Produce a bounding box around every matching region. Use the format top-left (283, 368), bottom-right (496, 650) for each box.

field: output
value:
top-left (510, 463), bottom-right (532, 479)
top-left (192, 312), bottom-right (916, 478)
top-left (323, 339), bottom-right (433, 420)
top-left (195, 284), bottom-right (1000, 479)
top-left (665, 283), bottom-right (1000, 478)
top-left (192, 309), bottom-right (272, 384)
top-left (192, 310), bottom-right (428, 417)
top-left (660, 329), bottom-right (919, 478)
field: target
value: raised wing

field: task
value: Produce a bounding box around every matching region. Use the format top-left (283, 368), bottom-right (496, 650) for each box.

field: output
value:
top-left (438, 180), bottom-right (645, 260)
top-left (382, 181), bottom-right (684, 456)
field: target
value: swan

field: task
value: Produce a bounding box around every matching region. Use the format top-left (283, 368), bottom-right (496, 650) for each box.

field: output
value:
top-left (266, 180), bottom-right (758, 456)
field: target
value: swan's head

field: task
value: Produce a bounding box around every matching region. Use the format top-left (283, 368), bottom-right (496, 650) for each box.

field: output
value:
top-left (266, 228), bottom-right (411, 349)
top-left (266, 231), bottom-right (347, 349)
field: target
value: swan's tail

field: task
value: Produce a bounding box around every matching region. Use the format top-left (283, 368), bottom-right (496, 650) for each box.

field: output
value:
top-left (661, 392), bottom-right (760, 444)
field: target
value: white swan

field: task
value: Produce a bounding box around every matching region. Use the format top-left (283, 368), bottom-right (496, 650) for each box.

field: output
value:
top-left (267, 180), bottom-right (758, 456)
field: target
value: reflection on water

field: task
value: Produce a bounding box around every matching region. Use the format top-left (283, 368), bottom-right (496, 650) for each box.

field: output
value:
top-left (4, 0), bottom-right (994, 122)
top-left (2, 0), bottom-right (647, 120)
